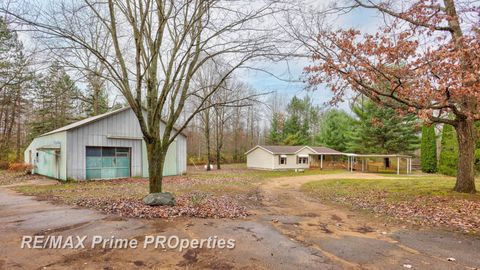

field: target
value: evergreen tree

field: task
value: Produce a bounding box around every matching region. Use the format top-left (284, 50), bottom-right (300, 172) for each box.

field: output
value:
top-left (315, 109), bottom-right (354, 152)
top-left (420, 125), bottom-right (437, 173)
top-left (476, 122), bottom-right (480, 173)
top-left (281, 95), bottom-right (320, 145)
top-left (347, 100), bottom-right (419, 155)
top-left (438, 124), bottom-right (458, 176)
top-left (79, 70), bottom-right (110, 117)
top-left (267, 112), bottom-right (284, 145)
top-left (0, 18), bottom-right (33, 161)
top-left (28, 62), bottom-right (80, 138)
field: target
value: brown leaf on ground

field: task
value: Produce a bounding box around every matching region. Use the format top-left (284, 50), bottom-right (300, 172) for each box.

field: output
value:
top-left (333, 191), bottom-right (480, 234)
top-left (74, 192), bottom-right (250, 219)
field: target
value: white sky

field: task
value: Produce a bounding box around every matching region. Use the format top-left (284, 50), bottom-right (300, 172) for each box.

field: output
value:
top-left (241, 2), bottom-right (383, 113)
top-left (13, 0), bottom-right (385, 113)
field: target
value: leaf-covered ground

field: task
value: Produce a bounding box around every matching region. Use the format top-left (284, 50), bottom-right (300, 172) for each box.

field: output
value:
top-left (14, 175), bottom-right (259, 219)
top-left (0, 171), bottom-right (39, 186)
top-left (302, 176), bottom-right (480, 234)
top-left (13, 165), bottom-right (341, 219)
top-left (14, 164), bottom-right (326, 219)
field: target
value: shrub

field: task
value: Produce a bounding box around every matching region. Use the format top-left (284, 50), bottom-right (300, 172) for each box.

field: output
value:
top-left (438, 124), bottom-right (458, 176)
top-left (0, 161), bottom-right (9, 170)
top-left (420, 125), bottom-right (437, 173)
top-left (8, 163), bottom-right (33, 173)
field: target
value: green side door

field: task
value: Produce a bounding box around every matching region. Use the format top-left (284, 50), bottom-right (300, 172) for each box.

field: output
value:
top-left (86, 147), bottom-right (131, 180)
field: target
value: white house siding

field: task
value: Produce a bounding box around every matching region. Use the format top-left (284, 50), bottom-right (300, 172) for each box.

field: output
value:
top-left (246, 148), bottom-right (274, 169)
top-left (24, 131), bottom-right (67, 180)
top-left (253, 147), bottom-right (315, 170)
top-left (272, 154), bottom-right (309, 170)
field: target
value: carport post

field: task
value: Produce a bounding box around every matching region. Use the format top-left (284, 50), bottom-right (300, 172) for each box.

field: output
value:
top-left (397, 157), bottom-right (400, 175)
top-left (408, 158), bottom-right (412, 174)
top-left (320, 154), bottom-right (323, 169)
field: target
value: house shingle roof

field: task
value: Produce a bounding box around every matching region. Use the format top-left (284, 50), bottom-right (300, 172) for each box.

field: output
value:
top-left (260, 145), bottom-right (305, 154)
top-left (246, 145), bottom-right (344, 155)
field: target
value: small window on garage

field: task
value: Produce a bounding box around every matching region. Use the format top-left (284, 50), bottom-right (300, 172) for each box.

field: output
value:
top-left (116, 147), bottom-right (129, 157)
top-left (102, 147), bottom-right (116, 157)
top-left (86, 147), bottom-right (101, 157)
top-left (279, 155), bottom-right (287, 165)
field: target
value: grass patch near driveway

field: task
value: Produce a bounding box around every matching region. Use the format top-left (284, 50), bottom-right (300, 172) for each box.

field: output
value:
top-left (301, 175), bottom-right (480, 234)
top-left (13, 165), bottom-right (338, 219)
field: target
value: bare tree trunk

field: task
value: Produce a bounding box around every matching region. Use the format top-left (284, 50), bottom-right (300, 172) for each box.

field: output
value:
top-left (215, 117), bottom-right (222, 170)
top-left (146, 140), bottom-right (166, 193)
top-left (15, 118), bottom-right (21, 161)
top-left (454, 118), bottom-right (477, 193)
top-left (204, 112), bottom-right (211, 171)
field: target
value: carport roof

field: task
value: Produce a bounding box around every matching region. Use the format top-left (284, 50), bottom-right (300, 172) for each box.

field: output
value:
top-left (309, 146), bottom-right (344, 155)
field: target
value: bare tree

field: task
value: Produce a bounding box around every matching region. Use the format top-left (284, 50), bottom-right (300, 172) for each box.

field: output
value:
top-left (3, 0), bottom-right (286, 197)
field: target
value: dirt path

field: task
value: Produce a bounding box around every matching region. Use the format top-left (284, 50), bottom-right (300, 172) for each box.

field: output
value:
top-left (1, 173), bottom-right (480, 269)
top-left (256, 173), bottom-right (480, 269)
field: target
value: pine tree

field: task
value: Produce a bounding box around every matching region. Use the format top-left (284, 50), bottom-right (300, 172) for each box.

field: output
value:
top-left (267, 112), bottom-right (284, 145)
top-left (28, 62), bottom-right (80, 138)
top-left (80, 71), bottom-right (110, 116)
top-left (0, 18), bottom-right (33, 161)
top-left (281, 96), bottom-right (320, 145)
top-left (315, 109), bottom-right (354, 152)
top-left (347, 100), bottom-right (420, 155)
top-left (438, 124), bottom-right (458, 176)
top-left (420, 125), bottom-right (437, 173)
top-left (476, 122), bottom-right (480, 173)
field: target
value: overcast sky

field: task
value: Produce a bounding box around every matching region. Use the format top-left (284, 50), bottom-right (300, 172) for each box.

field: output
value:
top-left (14, 0), bottom-right (384, 113)
top-left (242, 4), bottom-right (383, 112)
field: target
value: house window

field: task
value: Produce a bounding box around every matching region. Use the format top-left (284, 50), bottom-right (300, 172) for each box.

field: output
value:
top-left (298, 157), bottom-right (308, 164)
top-left (279, 156), bottom-right (287, 165)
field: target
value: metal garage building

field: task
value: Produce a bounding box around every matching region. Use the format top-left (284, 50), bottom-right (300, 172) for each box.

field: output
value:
top-left (24, 107), bottom-right (187, 180)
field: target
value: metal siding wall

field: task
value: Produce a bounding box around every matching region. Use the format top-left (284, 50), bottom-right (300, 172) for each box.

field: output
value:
top-left (66, 108), bottom-right (188, 180)
top-left (163, 140), bottom-right (177, 176)
top-left (23, 132), bottom-right (67, 180)
top-left (176, 135), bottom-right (187, 174)
top-left (67, 109), bottom-right (144, 180)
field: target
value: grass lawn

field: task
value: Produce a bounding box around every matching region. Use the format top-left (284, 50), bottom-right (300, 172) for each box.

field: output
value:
top-left (302, 175), bottom-right (480, 233)
top-left (10, 164), bottom-right (339, 218)
top-left (15, 164), bottom-right (340, 202)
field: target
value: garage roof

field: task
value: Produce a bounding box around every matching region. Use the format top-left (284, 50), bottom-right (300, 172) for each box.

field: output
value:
top-left (39, 107), bottom-right (187, 137)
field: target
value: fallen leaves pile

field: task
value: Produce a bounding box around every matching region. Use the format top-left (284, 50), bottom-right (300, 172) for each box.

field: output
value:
top-left (74, 192), bottom-right (250, 219)
top-left (333, 191), bottom-right (480, 234)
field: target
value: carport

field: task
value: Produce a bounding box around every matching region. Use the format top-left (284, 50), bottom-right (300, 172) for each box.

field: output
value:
top-left (346, 154), bottom-right (413, 175)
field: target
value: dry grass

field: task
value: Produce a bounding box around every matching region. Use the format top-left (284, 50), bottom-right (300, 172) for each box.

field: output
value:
top-left (14, 164), bottom-right (339, 209)
top-left (302, 175), bottom-right (480, 233)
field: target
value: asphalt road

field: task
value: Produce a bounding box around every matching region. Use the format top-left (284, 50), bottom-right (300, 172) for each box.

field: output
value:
top-left (1, 175), bottom-right (480, 269)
